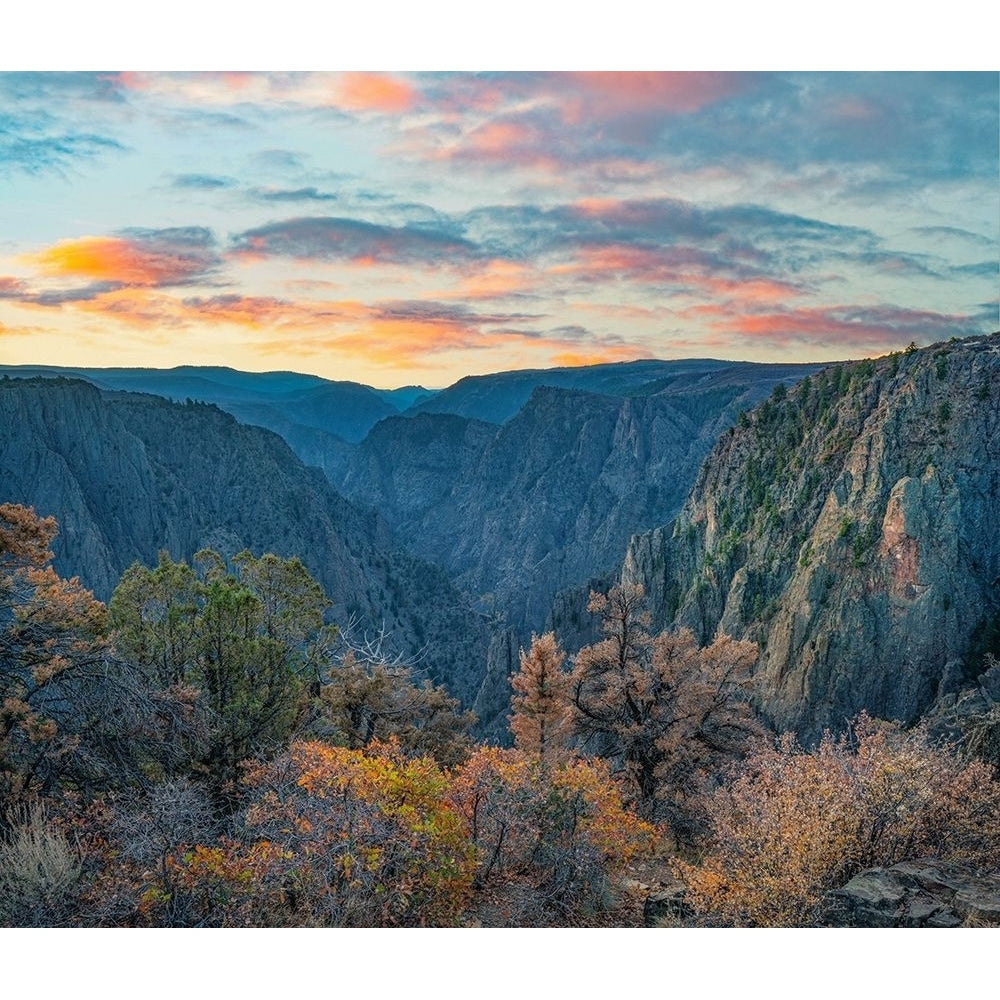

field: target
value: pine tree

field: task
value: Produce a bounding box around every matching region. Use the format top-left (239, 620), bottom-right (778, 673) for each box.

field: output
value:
top-left (509, 632), bottom-right (571, 763)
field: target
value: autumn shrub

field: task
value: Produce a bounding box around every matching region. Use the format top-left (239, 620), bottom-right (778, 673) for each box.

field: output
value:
top-left (676, 714), bottom-right (1000, 926)
top-left (235, 739), bottom-right (474, 927)
top-left (448, 746), bottom-right (655, 925)
top-left (0, 504), bottom-right (155, 805)
top-left (314, 650), bottom-right (476, 767)
top-left (0, 800), bottom-right (83, 926)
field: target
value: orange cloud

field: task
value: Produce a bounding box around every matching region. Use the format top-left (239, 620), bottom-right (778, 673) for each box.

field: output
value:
top-left (254, 319), bottom-right (646, 372)
top-left (573, 198), bottom-right (620, 216)
top-left (29, 234), bottom-right (216, 287)
top-left (63, 288), bottom-right (372, 334)
top-left (549, 346), bottom-right (648, 367)
top-left (466, 121), bottom-right (534, 157)
top-left (71, 287), bottom-right (190, 328)
top-left (417, 118), bottom-right (561, 171)
top-left (0, 319), bottom-right (43, 338)
top-left (443, 261), bottom-right (540, 300)
top-left (11, 266), bottom-right (655, 376)
top-left (334, 73), bottom-right (416, 114)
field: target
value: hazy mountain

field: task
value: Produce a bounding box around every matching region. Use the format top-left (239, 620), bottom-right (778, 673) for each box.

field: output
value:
top-left (406, 357), bottom-right (822, 425)
top-left (0, 377), bottom-right (488, 703)
top-left (0, 364), bottom-right (436, 445)
top-left (338, 361), bottom-right (826, 637)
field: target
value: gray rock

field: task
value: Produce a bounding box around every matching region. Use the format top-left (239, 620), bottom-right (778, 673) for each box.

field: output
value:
top-left (644, 885), bottom-right (689, 926)
top-left (617, 334), bottom-right (1000, 740)
top-left (818, 858), bottom-right (1000, 927)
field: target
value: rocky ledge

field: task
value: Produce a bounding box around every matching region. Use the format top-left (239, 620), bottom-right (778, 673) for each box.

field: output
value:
top-left (819, 859), bottom-right (1000, 927)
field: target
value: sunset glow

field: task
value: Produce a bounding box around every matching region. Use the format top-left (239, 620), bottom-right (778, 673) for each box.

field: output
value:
top-left (0, 71), bottom-right (996, 386)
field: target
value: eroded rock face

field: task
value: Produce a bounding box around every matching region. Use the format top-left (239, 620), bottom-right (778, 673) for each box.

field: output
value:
top-left (0, 378), bottom-right (490, 704)
top-left (819, 859), bottom-right (1000, 927)
top-left (619, 334), bottom-right (1000, 740)
top-left (339, 365), bottom-right (820, 637)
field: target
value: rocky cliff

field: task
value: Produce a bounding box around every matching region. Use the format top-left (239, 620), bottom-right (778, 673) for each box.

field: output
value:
top-left (0, 377), bottom-right (489, 703)
top-left (339, 363), bottom-right (823, 637)
top-left (619, 334), bottom-right (1000, 739)
top-left (818, 859), bottom-right (1000, 927)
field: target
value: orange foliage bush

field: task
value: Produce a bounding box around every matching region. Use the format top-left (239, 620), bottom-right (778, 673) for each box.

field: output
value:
top-left (677, 714), bottom-right (1000, 926)
top-left (0, 504), bottom-right (112, 804)
top-left (448, 746), bottom-right (655, 924)
top-left (238, 739), bottom-right (474, 926)
top-left (509, 632), bottom-right (572, 763)
top-left (569, 584), bottom-right (761, 829)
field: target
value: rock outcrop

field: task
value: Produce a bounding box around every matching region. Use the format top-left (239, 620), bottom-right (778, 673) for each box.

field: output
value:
top-left (819, 859), bottom-right (1000, 927)
top-left (618, 334), bottom-right (1000, 739)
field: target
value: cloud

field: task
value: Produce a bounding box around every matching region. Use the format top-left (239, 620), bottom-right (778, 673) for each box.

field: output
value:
top-left (371, 299), bottom-right (542, 329)
top-left (251, 149), bottom-right (307, 173)
top-left (442, 260), bottom-right (542, 301)
top-left (248, 186), bottom-right (340, 203)
top-left (0, 72), bottom-right (127, 104)
top-left (0, 277), bottom-right (29, 298)
top-left (33, 278), bottom-right (636, 372)
top-left (564, 72), bottom-right (760, 118)
top-left (107, 71), bottom-right (418, 119)
top-left (231, 216), bottom-right (481, 267)
top-left (0, 111), bottom-right (124, 175)
top-left (414, 72), bottom-right (758, 124)
top-left (27, 227), bottom-right (221, 287)
top-left (251, 308), bottom-right (644, 370)
top-left (657, 72), bottom-right (999, 186)
top-left (332, 73), bottom-right (417, 114)
top-left (0, 319), bottom-right (45, 338)
top-left (548, 244), bottom-right (805, 302)
top-left (170, 173), bottom-right (236, 190)
top-left (695, 302), bottom-right (991, 352)
top-left (908, 225), bottom-right (997, 249)
top-left (463, 196), bottom-right (875, 261)
top-left (31, 282), bottom-right (125, 306)
top-left (394, 72), bottom-right (998, 203)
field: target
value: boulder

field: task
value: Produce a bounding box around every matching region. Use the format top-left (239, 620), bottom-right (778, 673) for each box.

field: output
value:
top-left (818, 859), bottom-right (1000, 927)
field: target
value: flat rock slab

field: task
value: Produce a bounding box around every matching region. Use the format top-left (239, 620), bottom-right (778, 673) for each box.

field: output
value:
top-left (818, 859), bottom-right (1000, 927)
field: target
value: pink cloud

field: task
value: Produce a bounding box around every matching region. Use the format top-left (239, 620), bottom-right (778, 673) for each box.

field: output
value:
top-left (566, 72), bottom-right (755, 118)
top-left (697, 303), bottom-right (980, 352)
top-left (550, 243), bottom-right (803, 303)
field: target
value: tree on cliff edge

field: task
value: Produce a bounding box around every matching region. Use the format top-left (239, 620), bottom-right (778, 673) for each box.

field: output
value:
top-left (509, 632), bottom-right (572, 764)
top-left (569, 582), bottom-right (761, 827)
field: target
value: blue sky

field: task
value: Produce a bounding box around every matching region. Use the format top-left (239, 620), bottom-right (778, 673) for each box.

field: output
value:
top-left (1, 67), bottom-right (996, 387)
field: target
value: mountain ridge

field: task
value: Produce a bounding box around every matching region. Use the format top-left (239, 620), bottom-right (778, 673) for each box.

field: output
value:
top-left (0, 376), bottom-right (490, 704)
top-left (608, 333), bottom-right (1000, 740)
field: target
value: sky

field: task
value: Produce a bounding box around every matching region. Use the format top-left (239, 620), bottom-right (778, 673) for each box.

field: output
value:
top-left (1, 68), bottom-right (997, 388)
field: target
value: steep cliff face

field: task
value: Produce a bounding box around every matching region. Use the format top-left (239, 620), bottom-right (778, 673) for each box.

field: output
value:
top-left (339, 365), bottom-right (821, 635)
top-left (621, 334), bottom-right (1000, 739)
top-left (0, 377), bottom-right (489, 702)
